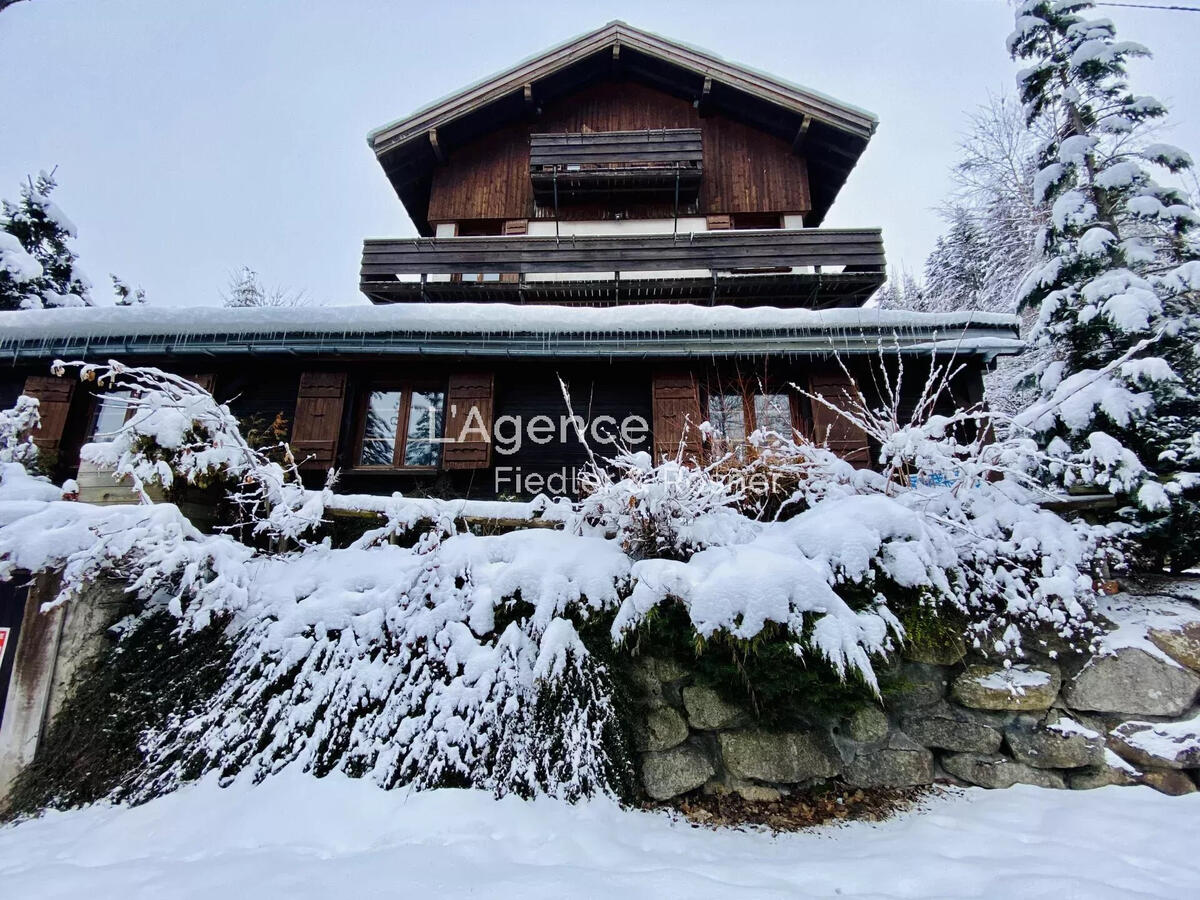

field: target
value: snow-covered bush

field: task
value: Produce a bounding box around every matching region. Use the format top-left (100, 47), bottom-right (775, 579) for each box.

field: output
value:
top-left (573, 450), bottom-right (753, 559)
top-left (0, 346), bottom-right (1114, 810)
top-left (57, 359), bottom-right (327, 543)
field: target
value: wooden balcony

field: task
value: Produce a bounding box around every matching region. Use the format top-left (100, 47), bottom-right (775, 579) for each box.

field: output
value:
top-left (360, 228), bottom-right (885, 307)
top-left (529, 129), bottom-right (703, 203)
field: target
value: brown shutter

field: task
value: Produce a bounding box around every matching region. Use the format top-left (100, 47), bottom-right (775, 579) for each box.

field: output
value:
top-left (21, 375), bottom-right (75, 454)
top-left (652, 372), bottom-right (703, 464)
top-left (291, 372), bottom-right (347, 471)
top-left (443, 373), bottom-right (494, 469)
top-left (706, 214), bottom-right (732, 230)
top-left (808, 369), bottom-right (871, 468)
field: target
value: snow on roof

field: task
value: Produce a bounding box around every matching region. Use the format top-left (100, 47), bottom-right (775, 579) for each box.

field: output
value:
top-left (0, 303), bottom-right (1018, 343)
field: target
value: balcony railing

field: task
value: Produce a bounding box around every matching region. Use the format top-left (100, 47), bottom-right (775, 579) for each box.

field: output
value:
top-left (360, 228), bottom-right (886, 307)
top-left (529, 129), bottom-right (703, 203)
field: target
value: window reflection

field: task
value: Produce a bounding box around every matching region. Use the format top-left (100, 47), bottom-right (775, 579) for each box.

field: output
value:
top-left (360, 390), bottom-right (402, 466)
top-left (403, 390), bottom-right (445, 467)
top-left (89, 391), bottom-right (133, 443)
top-left (707, 393), bottom-right (746, 455)
top-left (754, 393), bottom-right (793, 437)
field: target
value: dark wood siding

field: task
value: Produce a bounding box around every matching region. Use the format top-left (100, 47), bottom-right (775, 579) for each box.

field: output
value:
top-left (427, 81), bottom-right (810, 224)
top-left (492, 366), bottom-right (653, 494)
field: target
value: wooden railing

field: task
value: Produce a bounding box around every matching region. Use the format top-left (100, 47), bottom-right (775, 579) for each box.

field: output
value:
top-left (360, 228), bottom-right (885, 306)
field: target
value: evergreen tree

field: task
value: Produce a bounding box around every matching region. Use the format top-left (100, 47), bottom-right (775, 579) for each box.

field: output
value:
top-left (1008, 1), bottom-right (1200, 571)
top-left (0, 170), bottom-right (92, 310)
top-left (111, 275), bottom-right (147, 306)
top-left (222, 266), bottom-right (305, 308)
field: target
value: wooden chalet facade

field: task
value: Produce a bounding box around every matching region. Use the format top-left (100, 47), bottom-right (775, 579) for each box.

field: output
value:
top-left (0, 22), bottom-right (1020, 500)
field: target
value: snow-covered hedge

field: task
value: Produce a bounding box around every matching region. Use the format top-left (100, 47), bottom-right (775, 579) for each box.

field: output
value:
top-left (0, 363), bottom-right (1112, 806)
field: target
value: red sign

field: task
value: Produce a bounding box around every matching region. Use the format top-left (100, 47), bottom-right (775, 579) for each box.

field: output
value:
top-left (0, 627), bottom-right (9, 668)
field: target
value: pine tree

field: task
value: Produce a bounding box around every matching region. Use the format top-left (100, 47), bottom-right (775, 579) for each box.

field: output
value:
top-left (111, 275), bottom-right (147, 306)
top-left (0, 170), bottom-right (92, 310)
top-left (222, 266), bottom-right (305, 308)
top-left (1009, 1), bottom-right (1200, 571)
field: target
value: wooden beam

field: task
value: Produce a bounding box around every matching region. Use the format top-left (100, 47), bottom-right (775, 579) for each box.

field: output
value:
top-left (791, 115), bottom-right (812, 155)
top-left (522, 83), bottom-right (539, 119)
top-left (611, 42), bottom-right (622, 76)
top-left (696, 75), bottom-right (713, 115)
top-left (428, 128), bottom-right (446, 165)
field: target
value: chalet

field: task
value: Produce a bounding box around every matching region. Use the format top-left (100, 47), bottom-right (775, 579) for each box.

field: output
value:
top-left (0, 22), bottom-right (1020, 499)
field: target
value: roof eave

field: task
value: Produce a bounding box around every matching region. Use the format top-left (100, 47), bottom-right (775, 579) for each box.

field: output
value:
top-left (367, 21), bottom-right (878, 157)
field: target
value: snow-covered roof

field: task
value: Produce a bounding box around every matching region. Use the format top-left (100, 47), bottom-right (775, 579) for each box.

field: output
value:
top-left (0, 303), bottom-right (1023, 361)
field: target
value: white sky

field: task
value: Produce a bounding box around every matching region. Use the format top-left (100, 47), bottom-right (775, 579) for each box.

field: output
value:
top-left (1, 0), bottom-right (1198, 307)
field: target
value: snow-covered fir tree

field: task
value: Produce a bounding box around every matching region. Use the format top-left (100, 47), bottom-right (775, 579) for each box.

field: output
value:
top-left (924, 95), bottom-right (1048, 317)
top-left (0, 170), bottom-right (92, 310)
top-left (872, 270), bottom-right (927, 311)
top-left (110, 275), bottom-right (147, 306)
top-left (1009, 1), bottom-right (1200, 571)
top-left (222, 265), bottom-right (305, 308)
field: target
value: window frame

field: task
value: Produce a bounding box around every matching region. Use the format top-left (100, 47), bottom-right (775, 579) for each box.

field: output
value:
top-left (352, 380), bottom-right (446, 472)
top-left (702, 379), bottom-right (799, 455)
top-left (86, 387), bottom-right (135, 444)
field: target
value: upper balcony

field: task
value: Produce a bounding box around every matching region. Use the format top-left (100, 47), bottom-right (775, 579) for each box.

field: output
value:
top-left (529, 129), bottom-right (703, 205)
top-left (359, 228), bottom-right (885, 307)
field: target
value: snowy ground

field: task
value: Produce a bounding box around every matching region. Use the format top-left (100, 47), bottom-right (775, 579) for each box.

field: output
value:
top-left (0, 773), bottom-right (1196, 899)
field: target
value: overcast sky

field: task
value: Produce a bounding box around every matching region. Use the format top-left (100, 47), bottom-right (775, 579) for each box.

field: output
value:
top-left (2, 0), bottom-right (1198, 308)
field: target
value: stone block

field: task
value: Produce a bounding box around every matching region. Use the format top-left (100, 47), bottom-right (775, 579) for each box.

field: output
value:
top-left (681, 685), bottom-right (745, 731)
top-left (1062, 648), bottom-right (1200, 717)
top-left (641, 744), bottom-right (715, 800)
top-left (941, 752), bottom-right (1067, 789)
top-left (952, 663), bottom-right (1061, 712)
top-left (718, 729), bottom-right (841, 784)
top-left (844, 731), bottom-right (934, 788)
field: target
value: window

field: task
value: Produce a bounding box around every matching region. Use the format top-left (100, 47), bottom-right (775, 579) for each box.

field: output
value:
top-left (88, 390), bottom-right (132, 443)
top-left (753, 393), bottom-right (794, 436)
top-left (705, 387), bottom-right (795, 456)
top-left (357, 385), bottom-right (445, 469)
top-left (707, 393), bottom-right (746, 455)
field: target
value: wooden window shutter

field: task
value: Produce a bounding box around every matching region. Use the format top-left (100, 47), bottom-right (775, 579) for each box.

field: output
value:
top-left (21, 375), bottom-right (75, 454)
top-left (652, 372), bottom-right (702, 463)
top-left (291, 372), bottom-right (347, 471)
top-left (706, 214), bottom-right (732, 230)
top-left (808, 369), bottom-right (871, 468)
top-left (443, 373), bottom-right (494, 470)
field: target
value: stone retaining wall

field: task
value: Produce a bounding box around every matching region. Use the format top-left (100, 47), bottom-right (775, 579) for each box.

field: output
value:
top-left (631, 594), bottom-right (1200, 801)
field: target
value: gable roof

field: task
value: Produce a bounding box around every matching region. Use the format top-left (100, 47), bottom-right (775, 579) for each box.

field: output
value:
top-left (368, 21), bottom-right (879, 232)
